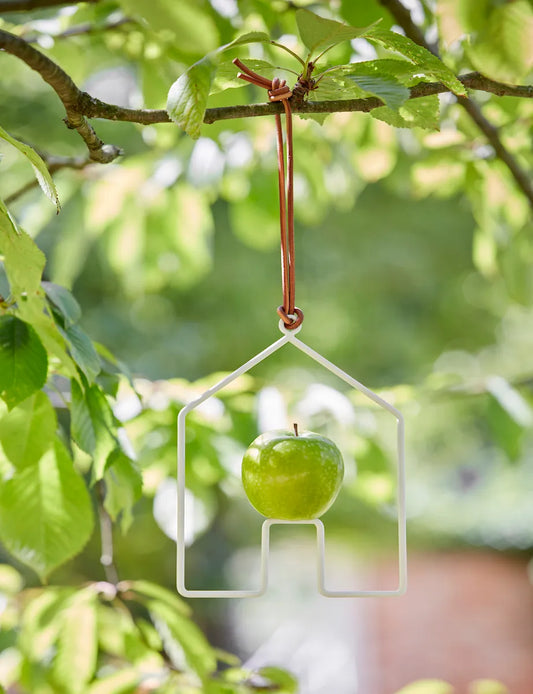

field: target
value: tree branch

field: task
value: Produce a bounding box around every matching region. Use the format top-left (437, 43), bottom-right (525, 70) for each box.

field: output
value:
top-left (96, 480), bottom-right (119, 586)
top-left (1, 26), bottom-right (532, 187)
top-left (5, 153), bottom-right (91, 204)
top-left (377, 0), bottom-right (533, 207)
top-left (0, 28), bottom-right (122, 163)
top-left (0, 0), bottom-right (98, 11)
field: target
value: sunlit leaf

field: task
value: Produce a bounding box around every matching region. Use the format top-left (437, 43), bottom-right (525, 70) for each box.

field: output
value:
top-left (52, 590), bottom-right (98, 694)
top-left (0, 200), bottom-right (45, 300)
top-left (85, 668), bottom-right (140, 694)
top-left (296, 8), bottom-right (377, 56)
top-left (167, 56), bottom-right (217, 139)
top-left (0, 391), bottom-right (56, 468)
top-left (0, 440), bottom-right (93, 579)
top-left (149, 599), bottom-right (216, 677)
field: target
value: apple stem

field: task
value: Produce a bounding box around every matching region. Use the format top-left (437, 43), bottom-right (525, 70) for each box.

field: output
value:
top-left (293, 422), bottom-right (299, 437)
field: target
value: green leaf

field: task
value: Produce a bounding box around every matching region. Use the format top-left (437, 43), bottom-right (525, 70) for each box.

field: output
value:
top-left (0, 200), bottom-right (46, 300)
top-left (52, 590), bottom-right (98, 694)
top-left (367, 29), bottom-right (466, 95)
top-left (0, 391), bottom-right (56, 468)
top-left (61, 324), bottom-right (101, 384)
top-left (0, 439), bottom-right (94, 579)
top-left (70, 380), bottom-right (117, 479)
top-left (85, 669), bottom-right (139, 694)
top-left (19, 587), bottom-right (75, 660)
top-left (466, 0), bottom-right (533, 83)
top-left (126, 579), bottom-right (190, 616)
top-left (372, 94), bottom-right (440, 130)
top-left (345, 75), bottom-right (409, 109)
top-left (167, 56), bottom-right (217, 139)
top-left (0, 123), bottom-right (60, 212)
top-left (295, 8), bottom-right (377, 56)
top-left (42, 282), bottom-right (82, 327)
top-left (0, 316), bottom-right (48, 410)
top-left (167, 31), bottom-right (273, 138)
top-left (149, 600), bottom-right (217, 677)
top-left (257, 667), bottom-right (298, 693)
top-left (103, 449), bottom-right (143, 533)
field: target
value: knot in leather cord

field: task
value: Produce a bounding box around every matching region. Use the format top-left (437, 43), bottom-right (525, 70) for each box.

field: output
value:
top-left (233, 58), bottom-right (303, 331)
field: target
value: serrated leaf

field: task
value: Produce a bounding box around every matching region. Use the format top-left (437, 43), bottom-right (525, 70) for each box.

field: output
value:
top-left (0, 440), bottom-right (94, 579)
top-left (71, 380), bottom-right (117, 479)
top-left (19, 587), bottom-right (75, 660)
top-left (42, 282), bottom-right (82, 327)
top-left (149, 599), bottom-right (217, 677)
top-left (0, 200), bottom-right (45, 300)
top-left (296, 8), bottom-right (377, 56)
top-left (367, 29), bottom-right (466, 95)
top-left (61, 324), bottom-right (101, 383)
top-left (346, 74), bottom-right (409, 109)
top-left (0, 316), bottom-right (48, 410)
top-left (167, 56), bottom-right (217, 139)
top-left (52, 590), bottom-right (98, 694)
top-left (0, 124), bottom-right (60, 212)
top-left (0, 391), bottom-right (56, 468)
top-left (103, 449), bottom-right (143, 533)
top-left (372, 94), bottom-right (440, 130)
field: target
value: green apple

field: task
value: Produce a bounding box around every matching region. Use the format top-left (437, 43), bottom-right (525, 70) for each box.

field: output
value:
top-left (241, 425), bottom-right (344, 520)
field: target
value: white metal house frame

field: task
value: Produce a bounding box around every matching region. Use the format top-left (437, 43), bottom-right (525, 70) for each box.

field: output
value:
top-left (177, 322), bottom-right (407, 598)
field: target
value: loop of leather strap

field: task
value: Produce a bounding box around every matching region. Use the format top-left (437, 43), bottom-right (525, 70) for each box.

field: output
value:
top-left (233, 59), bottom-right (304, 331)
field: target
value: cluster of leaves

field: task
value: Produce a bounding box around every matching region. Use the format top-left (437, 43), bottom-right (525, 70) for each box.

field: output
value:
top-left (167, 8), bottom-right (466, 138)
top-left (0, 564), bottom-right (300, 693)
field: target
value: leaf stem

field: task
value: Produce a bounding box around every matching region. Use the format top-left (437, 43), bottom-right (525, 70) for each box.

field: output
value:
top-left (270, 40), bottom-right (306, 67)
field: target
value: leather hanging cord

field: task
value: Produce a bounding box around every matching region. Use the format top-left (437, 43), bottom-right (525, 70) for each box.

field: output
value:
top-left (234, 59), bottom-right (304, 330)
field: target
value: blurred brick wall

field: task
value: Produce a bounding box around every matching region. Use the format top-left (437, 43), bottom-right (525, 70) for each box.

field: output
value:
top-left (367, 552), bottom-right (533, 694)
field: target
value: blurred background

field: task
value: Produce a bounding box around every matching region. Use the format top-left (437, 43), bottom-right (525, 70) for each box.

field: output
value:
top-left (1, 0), bottom-right (532, 692)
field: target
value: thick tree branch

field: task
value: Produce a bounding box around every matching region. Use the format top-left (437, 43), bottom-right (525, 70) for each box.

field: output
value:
top-left (0, 28), bottom-right (121, 162)
top-left (377, 0), bottom-right (533, 207)
top-left (1, 26), bottom-right (532, 184)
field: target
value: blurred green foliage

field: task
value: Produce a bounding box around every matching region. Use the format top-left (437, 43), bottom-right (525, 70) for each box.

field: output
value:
top-left (0, 0), bottom-right (532, 691)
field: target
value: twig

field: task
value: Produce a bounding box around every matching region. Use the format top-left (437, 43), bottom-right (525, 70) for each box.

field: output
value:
top-left (377, 0), bottom-right (533, 207)
top-left (0, 0), bottom-right (98, 10)
top-left (96, 480), bottom-right (119, 586)
top-left (5, 153), bottom-right (91, 203)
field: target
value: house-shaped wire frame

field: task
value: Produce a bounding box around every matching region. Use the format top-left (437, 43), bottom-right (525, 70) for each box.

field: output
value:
top-left (177, 323), bottom-right (407, 598)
